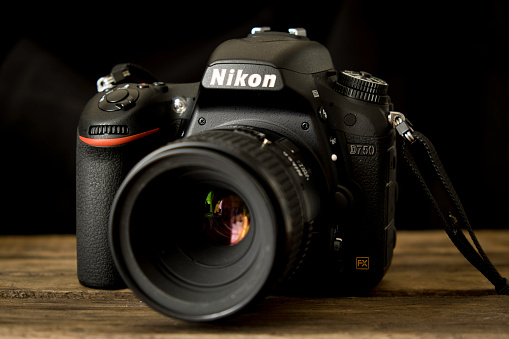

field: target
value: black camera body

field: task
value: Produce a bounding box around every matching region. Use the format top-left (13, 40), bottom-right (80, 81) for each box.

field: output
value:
top-left (76, 28), bottom-right (397, 321)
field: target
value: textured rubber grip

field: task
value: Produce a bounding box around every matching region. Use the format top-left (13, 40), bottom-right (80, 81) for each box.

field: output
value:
top-left (76, 138), bottom-right (128, 289)
top-left (76, 131), bottom-right (160, 289)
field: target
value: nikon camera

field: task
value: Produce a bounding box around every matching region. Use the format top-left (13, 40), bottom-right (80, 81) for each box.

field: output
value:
top-left (76, 27), bottom-right (398, 321)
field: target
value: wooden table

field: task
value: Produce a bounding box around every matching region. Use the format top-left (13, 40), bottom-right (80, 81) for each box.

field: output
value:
top-left (1, 230), bottom-right (508, 338)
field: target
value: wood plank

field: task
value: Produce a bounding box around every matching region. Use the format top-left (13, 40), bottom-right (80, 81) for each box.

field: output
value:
top-left (0, 231), bottom-right (508, 338)
top-left (376, 230), bottom-right (509, 296)
top-left (0, 295), bottom-right (508, 338)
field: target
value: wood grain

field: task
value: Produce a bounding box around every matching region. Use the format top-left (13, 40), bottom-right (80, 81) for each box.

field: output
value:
top-left (0, 231), bottom-right (508, 338)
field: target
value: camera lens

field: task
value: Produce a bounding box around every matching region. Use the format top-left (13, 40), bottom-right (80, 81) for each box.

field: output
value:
top-left (109, 129), bottom-right (320, 321)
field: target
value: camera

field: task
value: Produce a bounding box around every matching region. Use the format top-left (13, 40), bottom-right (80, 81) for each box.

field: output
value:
top-left (76, 27), bottom-right (397, 321)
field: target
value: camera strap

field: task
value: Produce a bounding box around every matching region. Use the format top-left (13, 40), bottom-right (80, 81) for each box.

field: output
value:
top-left (389, 112), bottom-right (509, 295)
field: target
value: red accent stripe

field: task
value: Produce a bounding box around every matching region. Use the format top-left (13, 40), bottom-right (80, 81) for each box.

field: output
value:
top-left (79, 128), bottom-right (160, 147)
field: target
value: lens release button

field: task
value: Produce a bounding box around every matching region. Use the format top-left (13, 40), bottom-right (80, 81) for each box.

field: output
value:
top-left (334, 185), bottom-right (354, 210)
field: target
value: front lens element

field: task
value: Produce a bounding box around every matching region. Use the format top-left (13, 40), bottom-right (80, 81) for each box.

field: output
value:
top-left (203, 190), bottom-right (250, 246)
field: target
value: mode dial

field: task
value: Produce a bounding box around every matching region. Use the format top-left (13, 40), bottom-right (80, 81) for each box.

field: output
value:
top-left (334, 70), bottom-right (389, 104)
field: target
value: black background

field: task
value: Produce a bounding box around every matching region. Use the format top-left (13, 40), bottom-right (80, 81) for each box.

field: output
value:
top-left (1, 1), bottom-right (508, 234)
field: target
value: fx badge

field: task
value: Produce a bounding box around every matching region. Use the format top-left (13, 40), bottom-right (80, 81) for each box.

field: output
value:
top-left (356, 257), bottom-right (370, 270)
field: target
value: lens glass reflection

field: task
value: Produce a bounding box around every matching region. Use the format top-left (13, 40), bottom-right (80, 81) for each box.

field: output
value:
top-left (203, 190), bottom-right (250, 246)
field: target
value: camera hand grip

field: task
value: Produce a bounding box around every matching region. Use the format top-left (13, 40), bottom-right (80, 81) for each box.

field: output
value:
top-left (76, 127), bottom-right (166, 289)
top-left (76, 137), bottom-right (127, 289)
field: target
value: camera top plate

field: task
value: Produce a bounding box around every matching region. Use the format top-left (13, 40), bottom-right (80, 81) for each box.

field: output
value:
top-left (205, 28), bottom-right (334, 75)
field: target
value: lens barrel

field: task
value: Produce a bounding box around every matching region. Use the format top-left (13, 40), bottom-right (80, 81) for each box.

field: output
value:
top-left (109, 129), bottom-right (320, 321)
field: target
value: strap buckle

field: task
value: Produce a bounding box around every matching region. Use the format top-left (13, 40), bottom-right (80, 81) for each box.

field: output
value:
top-left (96, 75), bottom-right (115, 92)
top-left (96, 69), bottom-right (132, 92)
top-left (389, 111), bottom-right (416, 143)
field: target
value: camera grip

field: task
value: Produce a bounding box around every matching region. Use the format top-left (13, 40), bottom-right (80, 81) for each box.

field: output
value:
top-left (76, 129), bottom-right (163, 288)
top-left (76, 137), bottom-right (128, 289)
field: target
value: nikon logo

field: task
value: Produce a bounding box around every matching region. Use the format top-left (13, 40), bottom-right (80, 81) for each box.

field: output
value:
top-left (210, 69), bottom-right (277, 88)
top-left (203, 64), bottom-right (283, 90)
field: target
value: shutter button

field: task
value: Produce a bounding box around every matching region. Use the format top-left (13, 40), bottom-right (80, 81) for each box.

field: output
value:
top-left (106, 89), bottom-right (129, 103)
top-left (98, 86), bottom-right (139, 111)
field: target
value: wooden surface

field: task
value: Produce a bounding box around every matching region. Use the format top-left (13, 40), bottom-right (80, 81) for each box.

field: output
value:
top-left (0, 230), bottom-right (508, 338)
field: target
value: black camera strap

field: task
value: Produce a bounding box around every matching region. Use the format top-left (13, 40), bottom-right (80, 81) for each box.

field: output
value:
top-left (389, 112), bottom-right (509, 295)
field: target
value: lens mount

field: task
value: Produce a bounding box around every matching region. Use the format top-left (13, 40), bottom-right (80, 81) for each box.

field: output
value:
top-left (109, 129), bottom-right (319, 321)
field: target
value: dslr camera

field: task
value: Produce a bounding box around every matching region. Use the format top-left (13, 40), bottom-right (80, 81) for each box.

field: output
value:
top-left (76, 27), bottom-right (398, 321)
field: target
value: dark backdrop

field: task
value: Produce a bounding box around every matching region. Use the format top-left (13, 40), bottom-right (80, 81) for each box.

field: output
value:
top-left (2, 1), bottom-right (508, 234)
